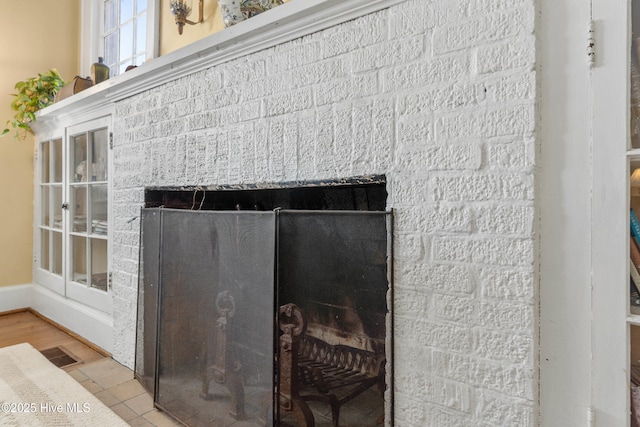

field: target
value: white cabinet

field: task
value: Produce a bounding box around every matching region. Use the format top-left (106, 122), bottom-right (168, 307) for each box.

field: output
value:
top-left (34, 116), bottom-right (112, 315)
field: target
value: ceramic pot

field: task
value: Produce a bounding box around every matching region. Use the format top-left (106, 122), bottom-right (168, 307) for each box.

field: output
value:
top-left (219, 0), bottom-right (245, 27)
top-left (240, 0), bottom-right (283, 19)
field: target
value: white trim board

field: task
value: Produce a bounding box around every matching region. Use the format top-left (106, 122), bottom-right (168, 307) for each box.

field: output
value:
top-left (0, 284), bottom-right (113, 354)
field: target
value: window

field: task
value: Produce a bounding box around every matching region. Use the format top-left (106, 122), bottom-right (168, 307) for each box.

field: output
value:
top-left (80, 0), bottom-right (158, 78)
top-left (103, 0), bottom-right (149, 75)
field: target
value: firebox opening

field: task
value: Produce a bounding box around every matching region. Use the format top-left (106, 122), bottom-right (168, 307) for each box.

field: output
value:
top-left (143, 175), bottom-right (387, 212)
top-left (136, 176), bottom-right (391, 426)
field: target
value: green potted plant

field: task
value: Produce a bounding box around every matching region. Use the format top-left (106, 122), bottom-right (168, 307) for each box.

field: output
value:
top-left (2, 69), bottom-right (65, 140)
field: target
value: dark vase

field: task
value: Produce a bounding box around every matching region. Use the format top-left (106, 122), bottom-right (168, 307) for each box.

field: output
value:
top-left (91, 57), bottom-right (109, 84)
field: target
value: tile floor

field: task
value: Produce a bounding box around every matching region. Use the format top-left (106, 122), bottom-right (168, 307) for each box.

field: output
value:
top-left (67, 358), bottom-right (181, 427)
top-left (67, 356), bottom-right (384, 427)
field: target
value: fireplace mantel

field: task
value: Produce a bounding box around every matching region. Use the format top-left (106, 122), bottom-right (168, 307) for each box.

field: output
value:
top-left (31, 0), bottom-right (408, 135)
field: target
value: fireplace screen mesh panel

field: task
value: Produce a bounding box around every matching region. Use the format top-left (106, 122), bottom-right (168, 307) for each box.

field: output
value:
top-left (135, 208), bottom-right (161, 394)
top-left (276, 211), bottom-right (388, 427)
top-left (277, 211), bottom-right (388, 352)
top-left (136, 207), bottom-right (392, 427)
top-left (137, 209), bottom-right (276, 426)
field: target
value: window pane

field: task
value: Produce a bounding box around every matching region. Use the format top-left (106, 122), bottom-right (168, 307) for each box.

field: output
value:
top-left (72, 236), bottom-right (87, 285)
top-left (136, 13), bottom-right (146, 55)
top-left (121, 0), bottom-right (133, 23)
top-left (91, 185), bottom-right (108, 235)
top-left (41, 186), bottom-right (50, 227)
top-left (91, 238), bottom-right (108, 291)
top-left (53, 138), bottom-right (62, 183)
top-left (136, 54), bottom-right (146, 66)
top-left (52, 231), bottom-right (62, 275)
top-left (103, 0), bottom-right (150, 78)
top-left (119, 60), bottom-right (133, 75)
top-left (104, 0), bottom-right (117, 31)
top-left (41, 142), bottom-right (50, 184)
top-left (40, 230), bottom-right (49, 271)
top-left (120, 22), bottom-right (134, 61)
top-left (92, 128), bottom-right (108, 181)
top-left (52, 186), bottom-right (62, 229)
top-left (104, 32), bottom-right (118, 71)
top-left (136, 0), bottom-right (147, 14)
top-left (72, 134), bottom-right (88, 183)
top-left (73, 186), bottom-right (87, 233)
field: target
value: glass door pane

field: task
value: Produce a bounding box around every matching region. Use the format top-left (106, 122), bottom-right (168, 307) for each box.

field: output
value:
top-left (69, 127), bottom-right (109, 294)
top-left (91, 185), bottom-right (108, 235)
top-left (53, 231), bottom-right (63, 275)
top-left (65, 120), bottom-right (111, 314)
top-left (72, 186), bottom-right (88, 233)
top-left (91, 238), bottom-right (108, 290)
top-left (36, 138), bottom-right (64, 286)
top-left (41, 142), bottom-right (50, 184)
top-left (72, 133), bottom-right (88, 183)
top-left (92, 129), bottom-right (109, 182)
top-left (40, 230), bottom-right (49, 271)
top-left (54, 138), bottom-right (62, 182)
top-left (52, 187), bottom-right (62, 229)
top-left (41, 186), bottom-right (50, 227)
top-left (72, 235), bottom-right (87, 284)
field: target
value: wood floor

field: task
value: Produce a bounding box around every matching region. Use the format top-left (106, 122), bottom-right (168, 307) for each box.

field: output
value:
top-left (0, 309), bottom-right (106, 371)
top-left (0, 309), bottom-right (181, 426)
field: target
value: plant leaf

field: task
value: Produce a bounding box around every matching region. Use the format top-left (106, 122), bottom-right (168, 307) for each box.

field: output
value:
top-left (2, 69), bottom-right (65, 140)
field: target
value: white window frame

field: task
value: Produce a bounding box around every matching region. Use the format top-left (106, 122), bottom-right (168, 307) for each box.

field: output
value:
top-left (80, 0), bottom-right (159, 78)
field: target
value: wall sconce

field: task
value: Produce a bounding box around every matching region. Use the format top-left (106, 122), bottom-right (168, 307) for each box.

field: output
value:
top-left (169, 0), bottom-right (204, 35)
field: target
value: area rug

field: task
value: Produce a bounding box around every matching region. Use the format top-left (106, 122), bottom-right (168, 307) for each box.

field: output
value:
top-left (0, 342), bottom-right (128, 426)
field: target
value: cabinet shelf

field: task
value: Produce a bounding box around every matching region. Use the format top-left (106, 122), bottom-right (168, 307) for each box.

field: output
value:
top-left (69, 231), bottom-right (108, 239)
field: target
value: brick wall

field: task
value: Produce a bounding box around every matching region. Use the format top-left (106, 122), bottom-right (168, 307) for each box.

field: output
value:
top-left (111, 0), bottom-right (537, 424)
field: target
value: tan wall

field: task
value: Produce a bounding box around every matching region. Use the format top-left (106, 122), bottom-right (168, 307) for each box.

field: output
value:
top-left (0, 1), bottom-right (289, 287)
top-left (0, 0), bottom-right (80, 286)
top-left (160, 0), bottom-right (225, 55)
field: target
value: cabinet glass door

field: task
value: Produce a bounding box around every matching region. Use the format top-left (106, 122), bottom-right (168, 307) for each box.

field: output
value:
top-left (66, 120), bottom-right (112, 313)
top-left (34, 117), bottom-right (112, 315)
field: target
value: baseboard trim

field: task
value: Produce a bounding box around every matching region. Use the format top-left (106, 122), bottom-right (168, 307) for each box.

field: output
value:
top-left (0, 284), bottom-right (32, 312)
top-left (28, 308), bottom-right (110, 357)
top-left (0, 284), bottom-right (114, 354)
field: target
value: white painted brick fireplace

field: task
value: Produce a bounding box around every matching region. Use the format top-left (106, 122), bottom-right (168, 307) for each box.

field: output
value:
top-left (35, 0), bottom-right (539, 425)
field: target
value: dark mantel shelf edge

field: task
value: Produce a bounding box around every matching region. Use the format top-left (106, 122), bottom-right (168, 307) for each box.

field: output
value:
top-left (31, 0), bottom-right (407, 136)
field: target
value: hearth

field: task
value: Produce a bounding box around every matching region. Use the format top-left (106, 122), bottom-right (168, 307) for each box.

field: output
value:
top-left (135, 179), bottom-right (392, 426)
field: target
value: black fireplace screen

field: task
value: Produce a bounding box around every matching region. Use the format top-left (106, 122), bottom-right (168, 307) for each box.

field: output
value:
top-left (136, 208), bottom-right (392, 426)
